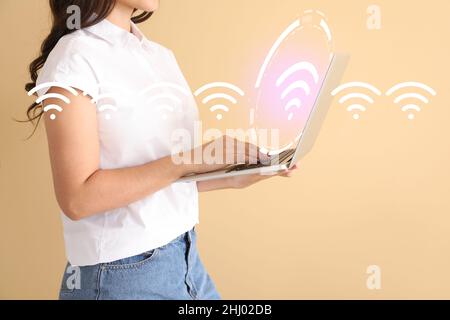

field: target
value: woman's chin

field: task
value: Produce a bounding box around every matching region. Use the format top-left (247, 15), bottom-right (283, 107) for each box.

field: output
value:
top-left (135, 0), bottom-right (159, 12)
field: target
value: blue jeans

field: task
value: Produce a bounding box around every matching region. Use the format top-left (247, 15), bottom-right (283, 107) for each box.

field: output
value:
top-left (59, 228), bottom-right (220, 300)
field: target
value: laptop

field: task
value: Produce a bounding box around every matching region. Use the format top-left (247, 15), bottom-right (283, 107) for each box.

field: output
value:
top-left (178, 53), bottom-right (350, 183)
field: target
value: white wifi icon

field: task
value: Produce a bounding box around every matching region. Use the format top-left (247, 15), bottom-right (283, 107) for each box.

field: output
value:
top-left (139, 82), bottom-right (190, 120)
top-left (84, 83), bottom-right (134, 120)
top-left (27, 82), bottom-right (78, 120)
top-left (149, 94), bottom-right (180, 120)
top-left (276, 61), bottom-right (319, 121)
top-left (331, 82), bottom-right (382, 120)
top-left (91, 94), bottom-right (119, 120)
top-left (194, 82), bottom-right (245, 121)
top-left (386, 82), bottom-right (437, 120)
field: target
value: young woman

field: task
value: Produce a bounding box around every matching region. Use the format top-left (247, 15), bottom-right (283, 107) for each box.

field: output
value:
top-left (25, 0), bottom-right (297, 300)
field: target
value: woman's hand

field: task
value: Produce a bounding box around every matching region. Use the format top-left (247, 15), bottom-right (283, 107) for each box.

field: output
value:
top-left (178, 135), bottom-right (270, 176)
top-left (197, 165), bottom-right (299, 192)
top-left (228, 164), bottom-right (299, 189)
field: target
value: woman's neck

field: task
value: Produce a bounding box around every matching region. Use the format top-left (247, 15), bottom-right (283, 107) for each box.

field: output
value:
top-left (107, 2), bottom-right (134, 32)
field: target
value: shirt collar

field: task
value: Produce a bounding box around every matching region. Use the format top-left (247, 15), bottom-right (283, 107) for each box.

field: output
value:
top-left (85, 18), bottom-right (154, 51)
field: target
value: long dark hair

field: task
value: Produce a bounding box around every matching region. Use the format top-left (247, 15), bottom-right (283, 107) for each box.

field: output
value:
top-left (24, 0), bottom-right (152, 135)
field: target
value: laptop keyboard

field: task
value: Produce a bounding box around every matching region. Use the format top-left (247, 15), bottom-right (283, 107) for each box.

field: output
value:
top-left (225, 149), bottom-right (296, 173)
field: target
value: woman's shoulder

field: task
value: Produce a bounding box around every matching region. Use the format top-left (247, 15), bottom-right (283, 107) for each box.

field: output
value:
top-left (49, 29), bottom-right (102, 62)
top-left (36, 30), bottom-right (101, 97)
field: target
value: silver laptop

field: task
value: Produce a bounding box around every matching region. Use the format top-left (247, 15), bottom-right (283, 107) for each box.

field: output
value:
top-left (178, 53), bottom-right (350, 183)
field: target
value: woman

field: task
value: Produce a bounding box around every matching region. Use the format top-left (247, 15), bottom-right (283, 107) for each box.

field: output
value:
top-left (25, 0), bottom-right (297, 300)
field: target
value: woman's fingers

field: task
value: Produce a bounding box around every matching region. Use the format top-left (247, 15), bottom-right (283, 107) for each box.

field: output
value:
top-left (231, 164), bottom-right (299, 189)
top-left (277, 165), bottom-right (298, 178)
top-left (241, 141), bottom-right (271, 165)
top-left (205, 136), bottom-right (298, 173)
top-left (243, 141), bottom-right (261, 164)
top-left (280, 171), bottom-right (294, 177)
top-left (223, 136), bottom-right (264, 164)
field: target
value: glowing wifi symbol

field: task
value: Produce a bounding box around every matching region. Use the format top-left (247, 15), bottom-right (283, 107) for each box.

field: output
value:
top-left (302, 10), bottom-right (334, 61)
top-left (194, 82), bottom-right (245, 121)
top-left (139, 82), bottom-right (189, 120)
top-left (27, 82), bottom-right (78, 120)
top-left (276, 61), bottom-right (319, 121)
top-left (91, 94), bottom-right (118, 120)
top-left (386, 82), bottom-right (437, 120)
top-left (331, 82), bottom-right (382, 120)
top-left (303, 9), bottom-right (333, 44)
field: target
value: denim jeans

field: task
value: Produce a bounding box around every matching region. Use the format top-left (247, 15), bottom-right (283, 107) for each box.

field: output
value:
top-left (59, 228), bottom-right (220, 300)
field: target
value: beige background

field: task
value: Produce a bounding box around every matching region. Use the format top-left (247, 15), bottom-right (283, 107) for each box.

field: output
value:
top-left (1, 0), bottom-right (450, 299)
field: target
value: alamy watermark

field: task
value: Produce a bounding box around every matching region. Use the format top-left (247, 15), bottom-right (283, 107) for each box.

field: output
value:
top-left (367, 5), bottom-right (382, 30)
top-left (366, 265), bottom-right (382, 290)
top-left (170, 122), bottom-right (284, 165)
top-left (66, 5), bottom-right (81, 30)
top-left (65, 265), bottom-right (81, 290)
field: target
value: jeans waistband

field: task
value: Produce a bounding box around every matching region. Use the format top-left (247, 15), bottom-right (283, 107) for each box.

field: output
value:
top-left (172, 227), bottom-right (195, 244)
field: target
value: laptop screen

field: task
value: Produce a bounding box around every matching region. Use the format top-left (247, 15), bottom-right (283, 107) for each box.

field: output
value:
top-left (253, 20), bottom-right (334, 154)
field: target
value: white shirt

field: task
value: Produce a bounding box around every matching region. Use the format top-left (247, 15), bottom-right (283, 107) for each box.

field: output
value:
top-left (36, 19), bottom-right (199, 266)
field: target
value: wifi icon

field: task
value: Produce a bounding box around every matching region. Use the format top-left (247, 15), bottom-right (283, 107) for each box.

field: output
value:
top-left (91, 94), bottom-right (119, 120)
top-left (27, 82), bottom-right (79, 120)
top-left (147, 93), bottom-right (181, 120)
top-left (139, 82), bottom-right (190, 120)
top-left (276, 61), bottom-right (319, 121)
top-left (331, 82), bottom-right (382, 120)
top-left (194, 82), bottom-right (245, 121)
top-left (386, 82), bottom-right (437, 120)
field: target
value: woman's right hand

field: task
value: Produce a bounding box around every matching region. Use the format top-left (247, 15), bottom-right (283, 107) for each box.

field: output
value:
top-left (178, 135), bottom-right (271, 175)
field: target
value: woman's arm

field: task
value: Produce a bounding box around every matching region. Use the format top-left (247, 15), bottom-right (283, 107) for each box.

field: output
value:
top-left (43, 87), bottom-right (192, 221)
top-left (43, 87), bottom-right (268, 221)
top-left (197, 178), bottom-right (235, 192)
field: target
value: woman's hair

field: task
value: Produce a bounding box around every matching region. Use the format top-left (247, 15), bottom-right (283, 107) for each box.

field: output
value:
top-left (24, 0), bottom-right (152, 135)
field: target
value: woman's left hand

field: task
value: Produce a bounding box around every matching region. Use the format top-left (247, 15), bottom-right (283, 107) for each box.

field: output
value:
top-left (196, 165), bottom-right (299, 192)
top-left (226, 164), bottom-right (299, 189)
